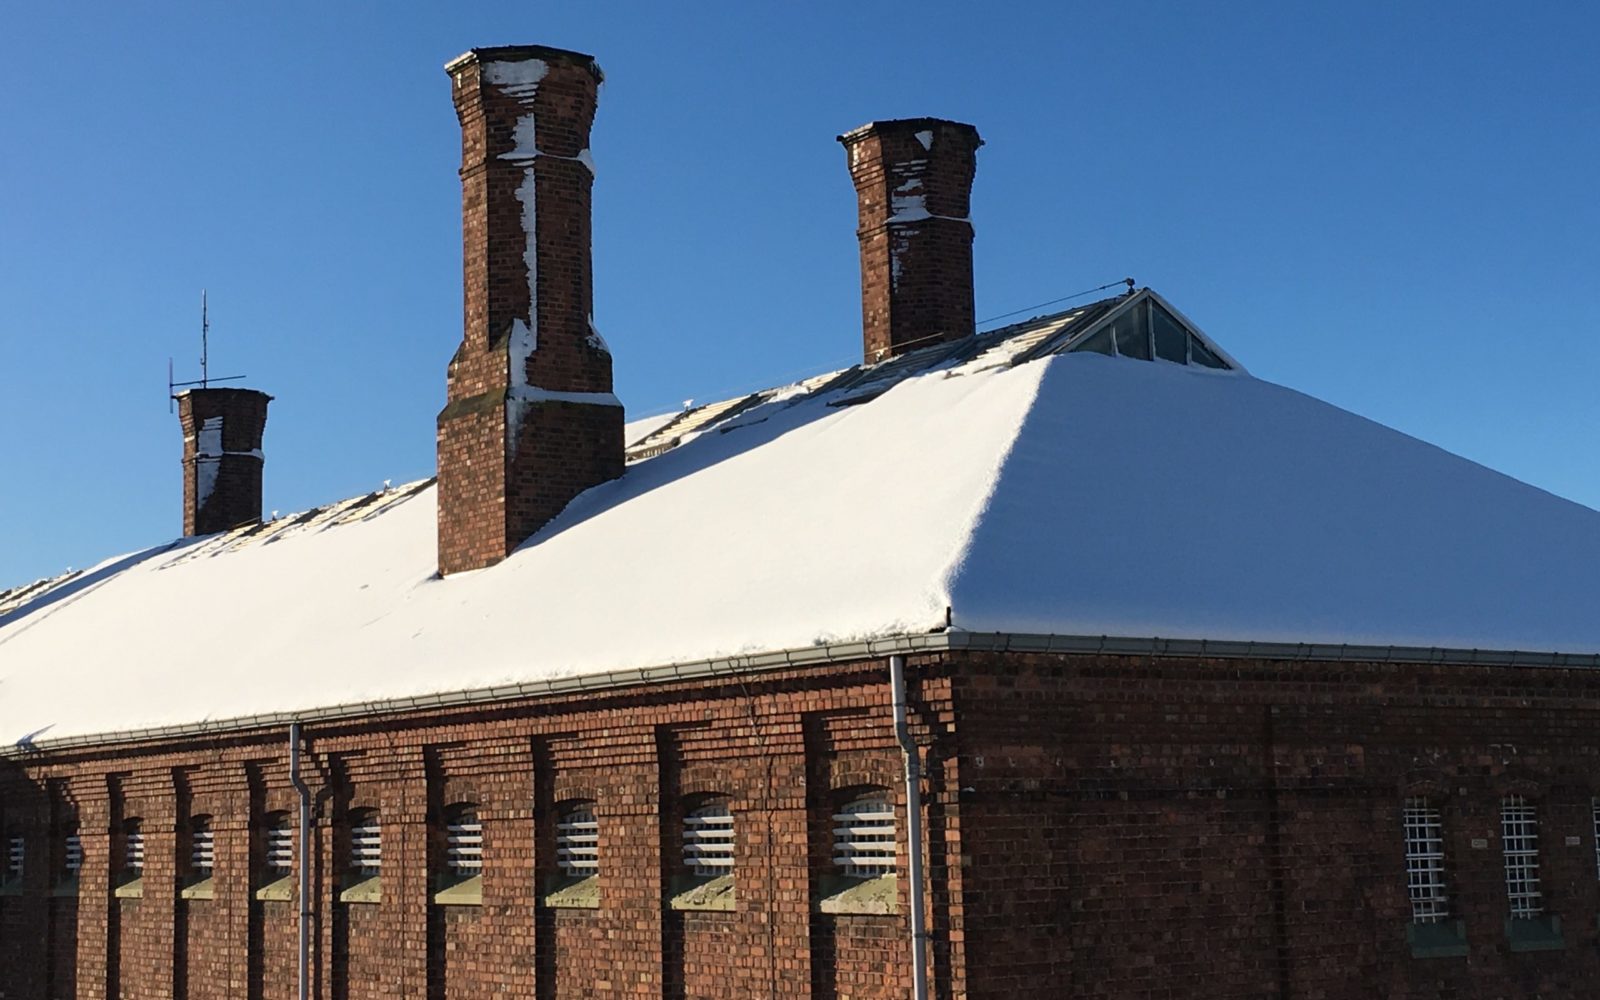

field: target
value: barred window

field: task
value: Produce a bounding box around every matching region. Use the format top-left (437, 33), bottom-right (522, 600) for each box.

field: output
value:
top-left (6, 833), bottom-right (22, 882)
top-left (1592, 798), bottom-right (1600, 881)
top-left (556, 804), bottom-right (598, 877)
top-left (265, 811), bottom-right (293, 878)
top-left (124, 819), bottom-right (145, 874)
top-left (832, 797), bottom-right (896, 878)
top-left (443, 804), bottom-right (482, 878)
top-left (1502, 795), bottom-right (1543, 918)
top-left (191, 816), bottom-right (214, 876)
top-left (349, 809), bottom-right (381, 877)
top-left (64, 831), bottom-right (83, 875)
top-left (1401, 798), bottom-right (1449, 923)
top-left (683, 800), bottom-right (734, 878)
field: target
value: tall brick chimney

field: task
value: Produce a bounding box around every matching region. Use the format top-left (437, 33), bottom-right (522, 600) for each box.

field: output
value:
top-left (176, 387), bottom-right (271, 537)
top-left (436, 45), bottom-right (624, 576)
top-left (839, 119), bottom-right (983, 364)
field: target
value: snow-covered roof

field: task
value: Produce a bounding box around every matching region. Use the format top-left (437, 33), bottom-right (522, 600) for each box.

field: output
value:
top-left (4, 290), bottom-right (1599, 749)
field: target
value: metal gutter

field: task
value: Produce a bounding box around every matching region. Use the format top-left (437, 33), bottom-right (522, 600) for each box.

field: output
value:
top-left (7, 631), bottom-right (1600, 757)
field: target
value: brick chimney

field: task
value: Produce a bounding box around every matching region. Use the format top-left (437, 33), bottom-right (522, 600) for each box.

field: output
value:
top-left (176, 387), bottom-right (271, 536)
top-left (436, 45), bottom-right (624, 576)
top-left (839, 119), bottom-right (983, 364)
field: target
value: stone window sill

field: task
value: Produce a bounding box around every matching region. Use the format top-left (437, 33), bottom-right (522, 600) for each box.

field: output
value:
top-left (114, 876), bottom-right (144, 900)
top-left (256, 875), bottom-right (295, 902)
top-left (1406, 919), bottom-right (1467, 959)
top-left (1506, 915), bottom-right (1563, 953)
top-left (48, 877), bottom-right (78, 899)
top-left (670, 874), bottom-right (734, 912)
top-left (339, 875), bottom-right (382, 905)
top-left (432, 874), bottom-right (483, 907)
top-left (0, 881), bottom-right (22, 897)
top-left (816, 874), bottom-right (897, 916)
top-left (543, 874), bottom-right (599, 909)
top-left (181, 877), bottom-right (215, 901)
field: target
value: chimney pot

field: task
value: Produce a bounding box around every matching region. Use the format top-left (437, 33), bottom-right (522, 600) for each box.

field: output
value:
top-left (839, 118), bottom-right (983, 363)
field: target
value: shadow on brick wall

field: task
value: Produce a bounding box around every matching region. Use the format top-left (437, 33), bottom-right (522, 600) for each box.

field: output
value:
top-left (0, 755), bottom-right (62, 1000)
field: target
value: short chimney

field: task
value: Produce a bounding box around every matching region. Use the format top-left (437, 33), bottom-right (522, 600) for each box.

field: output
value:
top-left (839, 119), bottom-right (983, 364)
top-left (436, 45), bottom-right (624, 576)
top-left (176, 387), bottom-right (271, 536)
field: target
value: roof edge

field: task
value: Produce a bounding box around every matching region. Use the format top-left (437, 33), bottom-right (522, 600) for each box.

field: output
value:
top-left (8, 632), bottom-right (1598, 757)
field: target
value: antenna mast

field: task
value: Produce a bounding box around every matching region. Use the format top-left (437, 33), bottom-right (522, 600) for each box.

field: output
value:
top-left (200, 289), bottom-right (209, 388)
top-left (169, 290), bottom-right (248, 410)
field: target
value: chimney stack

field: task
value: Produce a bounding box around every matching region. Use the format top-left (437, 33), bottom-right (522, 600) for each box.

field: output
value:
top-left (176, 388), bottom-right (271, 536)
top-left (839, 119), bottom-right (983, 364)
top-left (436, 45), bottom-right (624, 576)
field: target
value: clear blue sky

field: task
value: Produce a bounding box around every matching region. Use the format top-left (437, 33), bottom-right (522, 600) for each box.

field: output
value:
top-left (2, 2), bottom-right (1597, 586)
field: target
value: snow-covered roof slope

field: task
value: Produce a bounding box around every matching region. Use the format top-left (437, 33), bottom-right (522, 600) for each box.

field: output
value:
top-left (4, 301), bottom-right (1600, 747)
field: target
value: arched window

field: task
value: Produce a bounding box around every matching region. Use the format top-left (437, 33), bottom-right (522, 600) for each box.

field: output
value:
top-left (443, 803), bottom-right (482, 879)
top-left (264, 811), bottom-right (293, 878)
top-left (683, 798), bottom-right (734, 878)
top-left (349, 808), bottom-right (381, 877)
top-left (832, 794), bottom-right (896, 878)
top-left (555, 802), bottom-right (598, 878)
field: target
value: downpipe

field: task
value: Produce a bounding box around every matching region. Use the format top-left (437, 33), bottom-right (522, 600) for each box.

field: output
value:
top-left (891, 654), bottom-right (930, 1000)
top-left (290, 722), bottom-right (312, 1000)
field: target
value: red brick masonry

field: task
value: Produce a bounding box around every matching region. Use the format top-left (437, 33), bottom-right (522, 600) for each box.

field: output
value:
top-left (5, 650), bottom-right (1600, 998)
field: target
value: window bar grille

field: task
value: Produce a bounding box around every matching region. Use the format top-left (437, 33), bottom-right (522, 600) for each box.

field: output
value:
top-left (191, 823), bottom-right (214, 875)
top-left (6, 836), bottom-right (22, 881)
top-left (832, 799), bottom-right (897, 878)
top-left (126, 829), bottom-right (145, 873)
top-left (1401, 798), bottom-right (1449, 923)
top-left (1592, 798), bottom-right (1600, 882)
top-left (266, 817), bottom-right (294, 877)
top-left (683, 803), bottom-right (735, 878)
top-left (556, 808), bottom-right (599, 876)
top-left (64, 834), bottom-right (83, 874)
top-left (445, 811), bottom-right (483, 877)
top-left (350, 816), bottom-right (381, 876)
top-left (1502, 795), bottom-right (1543, 919)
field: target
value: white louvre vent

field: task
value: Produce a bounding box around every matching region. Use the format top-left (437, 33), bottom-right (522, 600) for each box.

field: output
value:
top-left (65, 834), bottom-right (83, 874)
top-left (6, 835), bottom-right (22, 881)
top-left (445, 808), bottom-right (482, 876)
top-left (683, 802), bottom-right (734, 878)
top-left (556, 807), bottom-right (598, 876)
top-left (266, 815), bottom-right (293, 877)
top-left (1401, 798), bottom-right (1449, 923)
top-left (191, 821), bottom-right (214, 875)
top-left (832, 798), bottom-right (896, 877)
top-left (350, 814), bottom-right (381, 876)
top-left (125, 827), bottom-right (145, 873)
top-left (1502, 795), bottom-right (1543, 918)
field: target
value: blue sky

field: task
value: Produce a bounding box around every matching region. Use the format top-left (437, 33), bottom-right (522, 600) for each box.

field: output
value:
top-left (2, 2), bottom-right (1597, 586)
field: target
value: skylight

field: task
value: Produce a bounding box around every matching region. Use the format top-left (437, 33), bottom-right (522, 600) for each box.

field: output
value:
top-left (1067, 296), bottom-right (1230, 370)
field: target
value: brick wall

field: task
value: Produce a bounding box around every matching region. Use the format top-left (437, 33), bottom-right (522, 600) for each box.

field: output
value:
top-left (0, 658), bottom-right (934, 999)
top-left (9, 649), bottom-right (1600, 997)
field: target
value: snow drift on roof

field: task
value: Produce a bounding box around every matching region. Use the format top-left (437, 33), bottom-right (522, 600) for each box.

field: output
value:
top-left (4, 351), bottom-right (1599, 748)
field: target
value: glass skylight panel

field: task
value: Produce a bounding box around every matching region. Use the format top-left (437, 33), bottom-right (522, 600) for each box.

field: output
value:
top-left (1152, 303), bottom-right (1188, 363)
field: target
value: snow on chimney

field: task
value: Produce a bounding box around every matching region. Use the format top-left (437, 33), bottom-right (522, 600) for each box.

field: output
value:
top-left (176, 388), bottom-right (271, 537)
top-left (839, 119), bottom-right (983, 364)
top-left (436, 45), bottom-right (624, 576)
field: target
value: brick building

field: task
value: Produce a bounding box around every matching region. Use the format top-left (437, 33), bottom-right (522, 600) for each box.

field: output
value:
top-left (4, 43), bottom-right (1600, 1000)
